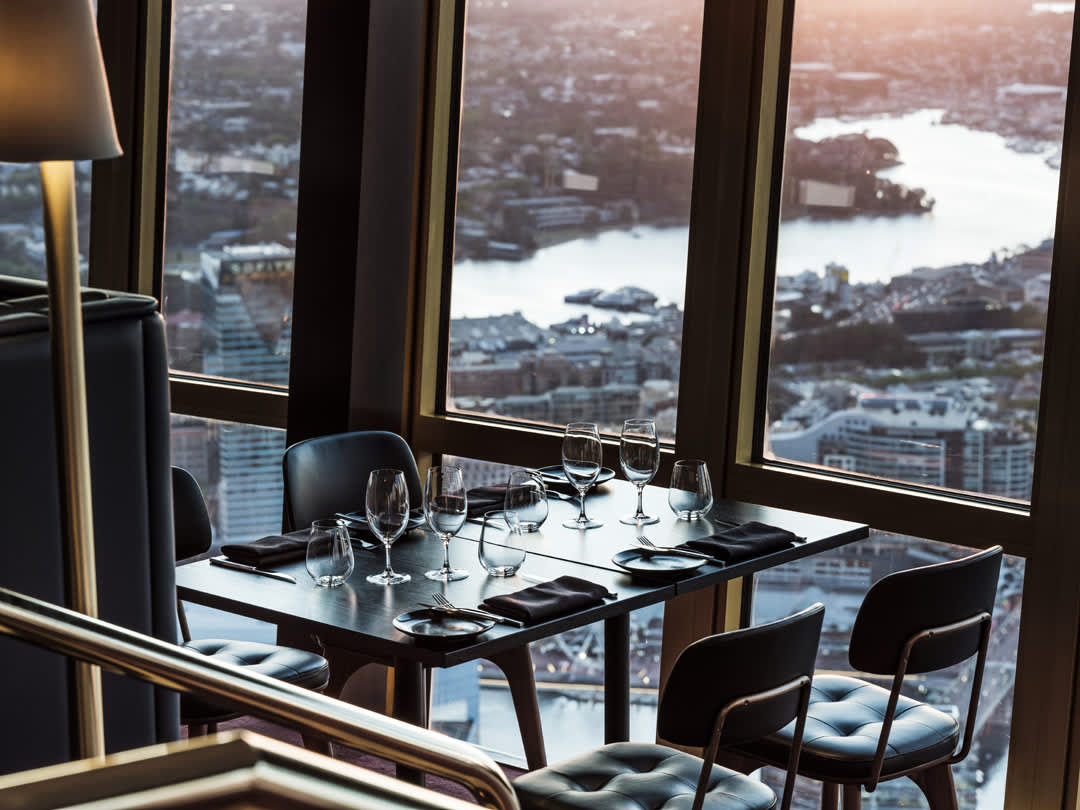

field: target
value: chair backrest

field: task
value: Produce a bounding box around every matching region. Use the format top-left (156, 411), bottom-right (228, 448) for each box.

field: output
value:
top-left (657, 603), bottom-right (824, 748)
top-left (282, 430), bottom-right (423, 532)
top-left (850, 545), bottom-right (1002, 675)
top-left (172, 467), bottom-right (213, 561)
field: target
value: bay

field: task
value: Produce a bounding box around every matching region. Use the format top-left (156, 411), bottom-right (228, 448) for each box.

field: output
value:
top-left (450, 109), bottom-right (1061, 328)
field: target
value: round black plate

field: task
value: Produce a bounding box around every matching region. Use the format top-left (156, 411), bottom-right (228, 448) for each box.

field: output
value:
top-left (537, 465), bottom-right (616, 488)
top-left (393, 609), bottom-right (494, 641)
top-left (611, 548), bottom-right (708, 578)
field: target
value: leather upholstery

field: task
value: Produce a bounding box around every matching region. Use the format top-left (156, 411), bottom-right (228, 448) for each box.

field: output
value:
top-left (282, 430), bottom-right (423, 532)
top-left (180, 639), bottom-right (330, 722)
top-left (738, 674), bottom-right (959, 781)
top-left (513, 743), bottom-right (776, 810)
top-left (0, 279), bottom-right (178, 774)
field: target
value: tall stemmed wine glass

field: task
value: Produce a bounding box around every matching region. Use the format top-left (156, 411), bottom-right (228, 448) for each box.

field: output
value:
top-left (364, 468), bottom-right (411, 585)
top-left (561, 422), bottom-right (604, 530)
top-left (618, 418), bottom-right (660, 525)
top-left (424, 465), bottom-right (469, 581)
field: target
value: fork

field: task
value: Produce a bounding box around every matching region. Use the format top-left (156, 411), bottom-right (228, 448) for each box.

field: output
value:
top-left (429, 592), bottom-right (524, 628)
top-left (636, 535), bottom-right (715, 561)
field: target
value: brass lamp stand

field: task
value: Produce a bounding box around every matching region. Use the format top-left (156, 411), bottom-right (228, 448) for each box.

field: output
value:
top-left (0, 0), bottom-right (124, 760)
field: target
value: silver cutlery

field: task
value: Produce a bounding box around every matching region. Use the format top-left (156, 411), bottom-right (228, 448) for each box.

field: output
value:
top-left (635, 535), bottom-right (715, 562)
top-left (427, 592), bottom-right (525, 628)
top-left (519, 573), bottom-right (618, 599)
top-left (209, 556), bottom-right (297, 584)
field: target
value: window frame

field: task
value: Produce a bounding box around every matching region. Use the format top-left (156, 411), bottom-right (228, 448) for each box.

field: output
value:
top-left (411, 0), bottom-right (1080, 807)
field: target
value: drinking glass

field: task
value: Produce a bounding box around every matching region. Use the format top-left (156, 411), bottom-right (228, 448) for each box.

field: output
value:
top-left (618, 418), bottom-right (660, 525)
top-left (561, 422), bottom-right (603, 529)
top-left (478, 509), bottom-right (527, 576)
top-left (306, 518), bottom-right (354, 587)
top-left (424, 465), bottom-right (469, 581)
top-left (503, 468), bottom-right (548, 532)
top-left (668, 459), bottom-right (714, 520)
top-left (364, 468), bottom-right (411, 585)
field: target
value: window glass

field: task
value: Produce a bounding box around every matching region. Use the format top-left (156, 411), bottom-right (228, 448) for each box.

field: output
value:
top-left (162, 0), bottom-right (305, 385)
top-left (761, 0), bottom-right (1070, 501)
top-left (171, 414), bottom-right (285, 546)
top-left (0, 161), bottom-right (92, 283)
top-left (752, 534), bottom-right (1022, 809)
top-left (444, 1), bottom-right (704, 441)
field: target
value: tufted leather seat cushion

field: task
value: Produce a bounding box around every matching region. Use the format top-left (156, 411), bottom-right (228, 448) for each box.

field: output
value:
top-left (513, 742), bottom-right (776, 810)
top-left (180, 639), bottom-right (330, 722)
top-left (737, 674), bottom-right (959, 781)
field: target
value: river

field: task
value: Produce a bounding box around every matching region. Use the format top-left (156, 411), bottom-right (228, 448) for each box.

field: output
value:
top-left (450, 109), bottom-right (1062, 328)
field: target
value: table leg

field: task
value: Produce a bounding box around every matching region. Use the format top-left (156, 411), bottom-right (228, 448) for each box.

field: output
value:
top-left (604, 613), bottom-right (630, 744)
top-left (392, 657), bottom-right (428, 785)
top-left (490, 646), bottom-right (547, 769)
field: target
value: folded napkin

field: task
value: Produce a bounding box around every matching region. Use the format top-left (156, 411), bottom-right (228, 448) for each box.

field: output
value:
top-left (220, 535), bottom-right (307, 567)
top-left (466, 484), bottom-right (507, 518)
top-left (480, 575), bottom-right (609, 624)
top-left (680, 521), bottom-right (798, 563)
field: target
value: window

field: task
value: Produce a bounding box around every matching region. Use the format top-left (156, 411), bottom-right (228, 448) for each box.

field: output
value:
top-left (442, 0), bottom-right (704, 441)
top-left (161, 0), bottom-right (305, 387)
top-left (171, 414), bottom-right (285, 545)
top-left (0, 162), bottom-right (92, 283)
top-left (758, 0), bottom-right (1070, 502)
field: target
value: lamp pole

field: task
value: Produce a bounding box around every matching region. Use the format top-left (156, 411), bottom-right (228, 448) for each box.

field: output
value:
top-left (40, 159), bottom-right (105, 760)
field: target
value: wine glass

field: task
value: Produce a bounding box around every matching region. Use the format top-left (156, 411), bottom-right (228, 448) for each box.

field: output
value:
top-left (561, 422), bottom-right (603, 530)
top-left (503, 468), bottom-right (548, 532)
top-left (364, 468), bottom-right (411, 585)
top-left (306, 519), bottom-right (354, 587)
top-left (424, 465), bottom-right (469, 581)
top-left (618, 418), bottom-right (660, 525)
top-left (668, 459), bottom-right (714, 520)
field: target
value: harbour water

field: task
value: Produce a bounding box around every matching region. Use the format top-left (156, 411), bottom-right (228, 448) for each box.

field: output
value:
top-left (450, 109), bottom-right (1062, 328)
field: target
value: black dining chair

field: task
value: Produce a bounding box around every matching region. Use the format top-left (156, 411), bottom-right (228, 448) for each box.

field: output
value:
top-left (281, 430), bottom-right (423, 532)
top-left (172, 466), bottom-right (332, 751)
top-left (513, 603), bottom-right (825, 810)
top-left (724, 545), bottom-right (1003, 810)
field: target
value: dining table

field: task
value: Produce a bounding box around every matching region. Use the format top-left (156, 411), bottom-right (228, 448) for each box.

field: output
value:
top-left (175, 473), bottom-right (868, 781)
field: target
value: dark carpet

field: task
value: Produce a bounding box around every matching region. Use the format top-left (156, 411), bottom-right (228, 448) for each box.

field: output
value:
top-left (194, 716), bottom-right (525, 803)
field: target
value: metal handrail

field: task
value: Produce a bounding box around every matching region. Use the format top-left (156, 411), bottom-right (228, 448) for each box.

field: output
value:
top-left (0, 587), bottom-right (519, 810)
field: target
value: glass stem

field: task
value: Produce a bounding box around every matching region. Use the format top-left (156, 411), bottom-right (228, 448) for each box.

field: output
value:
top-left (577, 488), bottom-right (588, 523)
top-left (383, 544), bottom-right (393, 577)
top-left (442, 535), bottom-right (451, 570)
top-left (635, 483), bottom-right (645, 518)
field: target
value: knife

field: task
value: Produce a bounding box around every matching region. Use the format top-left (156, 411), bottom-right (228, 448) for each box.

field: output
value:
top-left (209, 556), bottom-right (297, 584)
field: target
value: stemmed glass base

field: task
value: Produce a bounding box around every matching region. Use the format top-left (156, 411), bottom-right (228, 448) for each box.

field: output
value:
top-left (563, 516), bottom-right (603, 530)
top-left (563, 489), bottom-right (603, 530)
top-left (424, 566), bottom-right (469, 582)
top-left (367, 570), bottom-right (411, 585)
top-left (619, 513), bottom-right (659, 526)
top-left (425, 535), bottom-right (469, 581)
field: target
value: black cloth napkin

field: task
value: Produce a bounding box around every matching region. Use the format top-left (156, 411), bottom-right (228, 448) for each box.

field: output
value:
top-left (467, 485), bottom-right (506, 518)
top-left (680, 521), bottom-right (798, 563)
top-left (220, 535), bottom-right (307, 567)
top-left (480, 575), bottom-right (609, 624)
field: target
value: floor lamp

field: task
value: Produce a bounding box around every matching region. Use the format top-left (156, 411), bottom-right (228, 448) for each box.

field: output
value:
top-left (0, 0), bottom-right (122, 759)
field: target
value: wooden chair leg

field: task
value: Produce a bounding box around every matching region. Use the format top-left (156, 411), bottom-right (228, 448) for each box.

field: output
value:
top-left (841, 784), bottom-right (861, 810)
top-left (206, 721), bottom-right (218, 734)
top-left (489, 647), bottom-right (547, 770)
top-left (910, 763), bottom-right (960, 810)
top-left (187, 723), bottom-right (207, 737)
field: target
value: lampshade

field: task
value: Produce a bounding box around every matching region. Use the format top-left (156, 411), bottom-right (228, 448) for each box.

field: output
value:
top-left (0, 0), bottom-right (121, 162)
